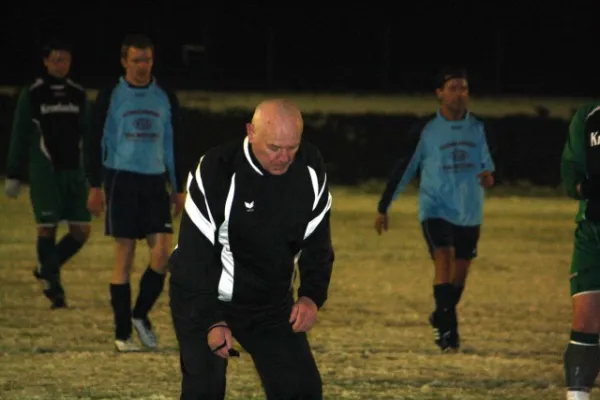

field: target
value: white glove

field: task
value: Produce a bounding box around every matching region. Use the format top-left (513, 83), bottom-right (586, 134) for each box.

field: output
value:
top-left (4, 179), bottom-right (21, 198)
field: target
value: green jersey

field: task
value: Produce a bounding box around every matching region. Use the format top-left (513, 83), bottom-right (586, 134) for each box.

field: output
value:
top-left (6, 74), bottom-right (91, 180)
top-left (561, 101), bottom-right (600, 223)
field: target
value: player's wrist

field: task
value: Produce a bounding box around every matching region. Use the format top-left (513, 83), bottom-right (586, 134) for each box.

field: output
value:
top-left (377, 204), bottom-right (389, 215)
top-left (298, 291), bottom-right (325, 309)
top-left (207, 321), bottom-right (228, 334)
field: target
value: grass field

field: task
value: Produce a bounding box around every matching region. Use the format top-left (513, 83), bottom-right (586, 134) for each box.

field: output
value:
top-left (0, 184), bottom-right (582, 399)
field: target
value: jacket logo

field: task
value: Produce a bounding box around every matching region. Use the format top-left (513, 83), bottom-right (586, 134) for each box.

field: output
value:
top-left (591, 131), bottom-right (600, 147)
top-left (40, 103), bottom-right (80, 114)
top-left (244, 201), bottom-right (254, 212)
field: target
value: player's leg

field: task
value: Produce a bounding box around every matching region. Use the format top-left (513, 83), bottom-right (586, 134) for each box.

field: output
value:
top-left (421, 218), bottom-right (456, 351)
top-left (29, 171), bottom-right (65, 308)
top-left (104, 169), bottom-right (140, 351)
top-left (233, 319), bottom-right (323, 399)
top-left (564, 221), bottom-right (600, 400)
top-left (449, 224), bottom-right (481, 350)
top-left (132, 175), bottom-right (172, 348)
top-left (58, 170), bottom-right (91, 269)
top-left (33, 225), bottom-right (67, 308)
top-left (131, 232), bottom-right (170, 348)
top-left (170, 291), bottom-right (228, 399)
top-left (58, 223), bottom-right (90, 266)
top-left (110, 238), bottom-right (138, 351)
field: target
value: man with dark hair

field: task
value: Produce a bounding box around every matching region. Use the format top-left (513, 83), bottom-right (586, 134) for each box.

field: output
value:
top-left (119, 34), bottom-right (155, 66)
top-left (85, 33), bottom-right (185, 352)
top-left (561, 100), bottom-right (600, 400)
top-left (169, 98), bottom-right (334, 399)
top-left (5, 37), bottom-right (92, 309)
top-left (374, 66), bottom-right (495, 352)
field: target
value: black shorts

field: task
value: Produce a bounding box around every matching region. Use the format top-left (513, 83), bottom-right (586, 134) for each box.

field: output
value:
top-left (421, 218), bottom-right (480, 260)
top-left (104, 168), bottom-right (173, 239)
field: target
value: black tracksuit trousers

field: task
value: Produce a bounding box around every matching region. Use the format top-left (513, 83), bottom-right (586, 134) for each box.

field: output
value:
top-left (170, 293), bottom-right (323, 400)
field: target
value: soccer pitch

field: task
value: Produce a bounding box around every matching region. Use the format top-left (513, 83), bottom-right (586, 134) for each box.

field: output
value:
top-left (0, 185), bottom-right (578, 399)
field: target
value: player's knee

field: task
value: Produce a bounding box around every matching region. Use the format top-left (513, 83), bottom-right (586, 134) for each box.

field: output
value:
top-left (113, 239), bottom-right (135, 271)
top-left (572, 318), bottom-right (600, 333)
top-left (37, 226), bottom-right (57, 238)
top-left (572, 293), bottom-right (600, 332)
top-left (433, 247), bottom-right (454, 263)
top-left (571, 306), bottom-right (600, 332)
top-left (148, 234), bottom-right (171, 270)
top-left (453, 259), bottom-right (471, 284)
top-left (69, 224), bottom-right (91, 243)
top-left (150, 247), bottom-right (170, 271)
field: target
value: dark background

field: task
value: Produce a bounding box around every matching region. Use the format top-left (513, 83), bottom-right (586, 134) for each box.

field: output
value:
top-left (0, 4), bottom-right (594, 187)
top-left (0, 4), bottom-right (597, 96)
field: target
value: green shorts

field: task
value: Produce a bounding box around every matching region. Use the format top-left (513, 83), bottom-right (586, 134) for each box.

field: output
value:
top-left (570, 220), bottom-right (600, 296)
top-left (29, 168), bottom-right (91, 226)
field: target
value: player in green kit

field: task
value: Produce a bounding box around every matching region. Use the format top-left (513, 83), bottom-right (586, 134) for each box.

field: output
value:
top-left (561, 100), bottom-right (600, 400)
top-left (4, 38), bottom-right (92, 309)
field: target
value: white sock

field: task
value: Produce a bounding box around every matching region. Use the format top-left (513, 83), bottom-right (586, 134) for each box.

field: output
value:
top-left (568, 390), bottom-right (590, 400)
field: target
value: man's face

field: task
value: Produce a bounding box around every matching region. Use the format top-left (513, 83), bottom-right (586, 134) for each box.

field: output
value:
top-left (247, 119), bottom-right (301, 175)
top-left (121, 47), bottom-right (153, 85)
top-left (436, 78), bottom-right (469, 115)
top-left (43, 50), bottom-right (72, 79)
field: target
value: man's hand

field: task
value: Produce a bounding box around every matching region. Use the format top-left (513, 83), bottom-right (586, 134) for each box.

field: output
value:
top-left (87, 187), bottom-right (105, 217)
top-left (374, 213), bottom-right (389, 235)
top-left (171, 192), bottom-right (185, 217)
top-left (4, 179), bottom-right (21, 198)
top-left (289, 296), bottom-right (318, 333)
top-left (207, 321), bottom-right (234, 359)
top-left (478, 170), bottom-right (494, 188)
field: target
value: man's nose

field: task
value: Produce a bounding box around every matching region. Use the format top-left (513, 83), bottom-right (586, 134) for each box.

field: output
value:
top-left (278, 151), bottom-right (290, 163)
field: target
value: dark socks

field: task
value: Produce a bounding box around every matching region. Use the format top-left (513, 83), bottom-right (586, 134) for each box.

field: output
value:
top-left (37, 236), bottom-right (60, 278)
top-left (433, 284), bottom-right (464, 312)
top-left (56, 234), bottom-right (85, 268)
top-left (111, 267), bottom-right (165, 340)
top-left (132, 266), bottom-right (166, 322)
top-left (564, 331), bottom-right (600, 393)
top-left (452, 285), bottom-right (465, 309)
top-left (110, 283), bottom-right (132, 340)
top-left (433, 283), bottom-right (454, 313)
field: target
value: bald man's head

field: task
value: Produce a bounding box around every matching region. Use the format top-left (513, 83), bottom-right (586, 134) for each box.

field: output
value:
top-left (246, 99), bottom-right (304, 175)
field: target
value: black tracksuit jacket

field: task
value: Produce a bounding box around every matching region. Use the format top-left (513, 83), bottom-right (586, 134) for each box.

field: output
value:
top-left (169, 137), bottom-right (334, 329)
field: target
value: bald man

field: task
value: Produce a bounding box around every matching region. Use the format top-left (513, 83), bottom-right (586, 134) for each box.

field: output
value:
top-left (168, 99), bottom-right (335, 399)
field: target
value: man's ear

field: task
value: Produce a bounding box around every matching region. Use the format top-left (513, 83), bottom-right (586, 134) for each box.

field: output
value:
top-left (246, 123), bottom-right (255, 142)
top-left (435, 88), bottom-right (443, 101)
